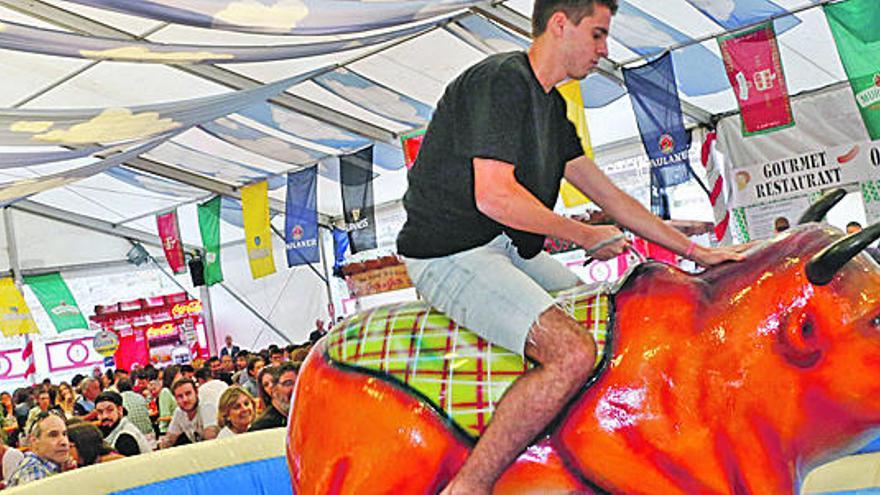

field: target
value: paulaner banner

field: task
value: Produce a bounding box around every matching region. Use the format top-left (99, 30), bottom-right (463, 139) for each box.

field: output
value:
top-left (340, 146), bottom-right (377, 254)
top-left (825, 0), bottom-right (880, 140)
top-left (718, 22), bottom-right (794, 136)
top-left (624, 52), bottom-right (692, 218)
top-left (285, 167), bottom-right (319, 267)
top-left (729, 140), bottom-right (880, 208)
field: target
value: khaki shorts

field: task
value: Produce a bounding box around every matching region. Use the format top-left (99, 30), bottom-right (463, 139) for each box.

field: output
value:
top-left (403, 233), bottom-right (580, 356)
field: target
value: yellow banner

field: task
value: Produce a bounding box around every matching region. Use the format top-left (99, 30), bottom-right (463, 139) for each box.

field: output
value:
top-left (557, 80), bottom-right (595, 207)
top-left (241, 181), bottom-right (276, 280)
top-left (0, 278), bottom-right (39, 337)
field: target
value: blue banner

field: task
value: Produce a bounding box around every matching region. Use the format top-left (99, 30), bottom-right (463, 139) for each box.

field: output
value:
top-left (624, 52), bottom-right (692, 217)
top-left (332, 227), bottom-right (350, 278)
top-left (285, 167), bottom-right (320, 267)
top-left (685, 0), bottom-right (800, 33)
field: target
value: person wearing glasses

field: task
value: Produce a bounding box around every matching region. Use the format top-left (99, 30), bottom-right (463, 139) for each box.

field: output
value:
top-left (249, 363), bottom-right (298, 431)
top-left (7, 411), bottom-right (69, 487)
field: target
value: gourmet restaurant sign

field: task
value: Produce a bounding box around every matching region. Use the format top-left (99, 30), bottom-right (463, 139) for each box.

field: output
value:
top-left (730, 140), bottom-right (880, 208)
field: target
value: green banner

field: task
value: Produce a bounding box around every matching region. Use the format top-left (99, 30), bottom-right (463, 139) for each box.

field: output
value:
top-left (198, 196), bottom-right (223, 285)
top-left (23, 272), bottom-right (86, 332)
top-left (825, 0), bottom-right (880, 139)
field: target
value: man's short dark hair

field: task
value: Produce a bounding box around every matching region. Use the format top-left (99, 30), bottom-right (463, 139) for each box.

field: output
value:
top-left (180, 364), bottom-right (195, 374)
top-left (246, 355), bottom-right (264, 373)
top-left (532, 0), bottom-right (618, 37)
top-left (235, 350), bottom-right (249, 360)
top-left (847, 221), bottom-right (863, 230)
top-left (274, 362), bottom-right (301, 384)
top-left (269, 347), bottom-right (283, 357)
top-left (171, 378), bottom-right (197, 395)
top-left (116, 378), bottom-right (133, 393)
top-left (207, 356), bottom-right (220, 365)
top-left (194, 367), bottom-right (212, 382)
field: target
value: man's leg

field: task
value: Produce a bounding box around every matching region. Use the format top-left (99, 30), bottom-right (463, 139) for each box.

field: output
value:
top-left (442, 306), bottom-right (597, 494)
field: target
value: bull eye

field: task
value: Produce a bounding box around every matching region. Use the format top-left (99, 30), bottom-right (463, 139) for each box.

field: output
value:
top-left (802, 320), bottom-right (814, 338)
top-left (872, 315), bottom-right (880, 328)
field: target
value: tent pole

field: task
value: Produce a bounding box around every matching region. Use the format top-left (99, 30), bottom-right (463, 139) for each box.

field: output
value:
top-left (4, 207), bottom-right (36, 384)
top-left (317, 227), bottom-right (335, 320)
top-left (199, 285), bottom-right (219, 357)
top-left (216, 282), bottom-right (291, 345)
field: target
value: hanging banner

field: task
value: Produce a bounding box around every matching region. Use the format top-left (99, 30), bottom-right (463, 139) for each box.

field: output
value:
top-left (340, 146), bottom-right (377, 254)
top-left (197, 196), bottom-right (223, 285)
top-left (242, 181), bottom-right (276, 279)
top-left (23, 272), bottom-right (87, 332)
top-left (285, 167), bottom-right (320, 267)
top-left (624, 52), bottom-right (692, 218)
top-left (825, 0), bottom-right (880, 140)
top-left (400, 128), bottom-right (426, 170)
top-left (332, 227), bottom-right (350, 277)
top-left (718, 22), bottom-right (794, 136)
top-left (0, 278), bottom-right (39, 337)
top-left (557, 79), bottom-right (595, 208)
top-left (156, 210), bottom-right (187, 274)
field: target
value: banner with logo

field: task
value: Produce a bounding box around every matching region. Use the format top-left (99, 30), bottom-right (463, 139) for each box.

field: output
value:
top-left (825, 0), bottom-right (880, 140)
top-left (197, 196), bottom-right (223, 285)
top-left (285, 167), bottom-right (320, 267)
top-left (400, 128), bottom-right (426, 170)
top-left (241, 181), bottom-right (276, 280)
top-left (340, 146), bottom-right (377, 254)
top-left (624, 52), bottom-right (692, 218)
top-left (557, 79), bottom-right (595, 208)
top-left (332, 227), bottom-right (349, 277)
top-left (718, 22), bottom-right (794, 136)
top-left (156, 210), bottom-right (187, 274)
top-left (23, 272), bottom-right (86, 332)
top-left (0, 278), bottom-right (38, 337)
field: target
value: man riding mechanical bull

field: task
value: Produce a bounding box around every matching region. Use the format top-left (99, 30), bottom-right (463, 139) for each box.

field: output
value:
top-left (286, 0), bottom-right (880, 493)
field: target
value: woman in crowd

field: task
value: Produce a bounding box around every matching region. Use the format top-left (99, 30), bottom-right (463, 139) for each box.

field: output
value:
top-left (0, 431), bottom-right (23, 487)
top-left (67, 421), bottom-right (124, 466)
top-left (57, 383), bottom-right (76, 418)
top-left (0, 392), bottom-right (16, 431)
top-left (216, 386), bottom-right (256, 438)
top-left (256, 366), bottom-right (280, 413)
top-left (157, 365), bottom-right (180, 434)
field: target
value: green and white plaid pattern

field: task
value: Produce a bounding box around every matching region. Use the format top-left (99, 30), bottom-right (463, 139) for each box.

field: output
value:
top-left (327, 284), bottom-right (610, 437)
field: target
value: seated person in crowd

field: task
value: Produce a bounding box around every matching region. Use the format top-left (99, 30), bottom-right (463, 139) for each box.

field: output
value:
top-left (0, 432), bottom-right (24, 486)
top-left (217, 386), bottom-right (256, 438)
top-left (95, 392), bottom-right (152, 457)
top-left (7, 411), bottom-right (69, 487)
top-left (180, 365), bottom-right (196, 381)
top-left (116, 378), bottom-right (155, 441)
top-left (74, 377), bottom-right (101, 420)
top-left (24, 389), bottom-right (61, 433)
top-left (256, 366), bottom-right (279, 413)
top-left (67, 420), bottom-right (124, 466)
top-left (157, 365), bottom-right (181, 435)
top-left (241, 356), bottom-right (264, 398)
top-left (250, 362), bottom-right (298, 431)
top-left (195, 366), bottom-right (229, 407)
top-left (234, 350), bottom-right (249, 375)
top-left (220, 355), bottom-right (234, 374)
top-left (268, 347), bottom-right (284, 366)
top-left (159, 378), bottom-right (219, 448)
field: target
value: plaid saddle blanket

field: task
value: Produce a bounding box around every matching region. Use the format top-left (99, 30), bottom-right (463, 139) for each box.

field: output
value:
top-left (326, 284), bottom-right (611, 438)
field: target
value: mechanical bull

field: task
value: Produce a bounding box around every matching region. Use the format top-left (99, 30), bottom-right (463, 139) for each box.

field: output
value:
top-left (287, 191), bottom-right (880, 494)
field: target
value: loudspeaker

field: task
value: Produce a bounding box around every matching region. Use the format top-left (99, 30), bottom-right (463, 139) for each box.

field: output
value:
top-left (188, 257), bottom-right (205, 287)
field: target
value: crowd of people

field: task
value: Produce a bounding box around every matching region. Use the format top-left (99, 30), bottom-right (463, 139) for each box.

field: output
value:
top-left (0, 325), bottom-right (327, 488)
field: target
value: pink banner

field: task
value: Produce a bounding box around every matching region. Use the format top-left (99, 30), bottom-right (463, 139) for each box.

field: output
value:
top-left (719, 23), bottom-right (794, 136)
top-left (156, 210), bottom-right (186, 274)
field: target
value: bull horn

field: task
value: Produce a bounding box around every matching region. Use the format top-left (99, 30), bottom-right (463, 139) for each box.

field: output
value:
top-left (797, 188), bottom-right (847, 224)
top-left (806, 222), bottom-right (880, 285)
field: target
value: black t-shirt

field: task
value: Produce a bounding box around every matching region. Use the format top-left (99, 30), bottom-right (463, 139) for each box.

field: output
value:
top-left (114, 433), bottom-right (141, 456)
top-left (397, 51), bottom-right (583, 259)
top-left (248, 405), bottom-right (286, 432)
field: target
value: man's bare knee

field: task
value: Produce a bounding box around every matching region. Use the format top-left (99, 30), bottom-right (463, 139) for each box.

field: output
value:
top-left (525, 306), bottom-right (597, 380)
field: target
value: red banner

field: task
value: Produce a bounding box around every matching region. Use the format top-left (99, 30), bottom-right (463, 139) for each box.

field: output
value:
top-left (400, 129), bottom-right (426, 170)
top-left (718, 23), bottom-right (794, 136)
top-left (156, 210), bottom-right (187, 274)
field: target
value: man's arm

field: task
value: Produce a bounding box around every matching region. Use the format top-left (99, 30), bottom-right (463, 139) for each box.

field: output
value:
top-left (159, 415), bottom-right (182, 449)
top-left (473, 158), bottom-right (627, 259)
top-left (114, 434), bottom-right (140, 456)
top-left (564, 155), bottom-right (743, 266)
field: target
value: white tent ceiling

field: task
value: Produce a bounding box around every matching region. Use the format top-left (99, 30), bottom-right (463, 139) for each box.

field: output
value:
top-left (0, 0), bottom-right (848, 274)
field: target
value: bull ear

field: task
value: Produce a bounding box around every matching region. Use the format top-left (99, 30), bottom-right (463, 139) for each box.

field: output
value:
top-left (797, 188), bottom-right (846, 225)
top-left (806, 222), bottom-right (880, 285)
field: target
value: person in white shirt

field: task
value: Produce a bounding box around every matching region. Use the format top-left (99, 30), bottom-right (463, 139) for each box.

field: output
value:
top-left (0, 439), bottom-right (24, 483)
top-left (195, 367), bottom-right (228, 406)
top-left (216, 386), bottom-right (255, 439)
top-left (94, 392), bottom-right (153, 456)
top-left (159, 378), bottom-right (219, 448)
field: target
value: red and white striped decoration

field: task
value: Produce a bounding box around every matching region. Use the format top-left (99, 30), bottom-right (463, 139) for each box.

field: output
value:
top-left (21, 336), bottom-right (35, 383)
top-left (701, 131), bottom-right (733, 245)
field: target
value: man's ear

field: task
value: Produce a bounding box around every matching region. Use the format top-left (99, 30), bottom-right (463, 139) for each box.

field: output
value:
top-left (546, 11), bottom-right (569, 36)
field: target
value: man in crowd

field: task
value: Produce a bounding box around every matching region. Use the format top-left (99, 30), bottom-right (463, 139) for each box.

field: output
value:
top-left (117, 378), bottom-right (155, 440)
top-left (195, 366), bottom-right (228, 407)
top-left (95, 391), bottom-right (153, 456)
top-left (395, 1), bottom-right (744, 492)
top-left (24, 389), bottom-right (57, 433)
top-left (7, 411), bottom-right (69, 487)
top-left (250, 362), bottom-right (298, 431)
top-left (234, 350), bottom-right (249, 374)
top-left (241, 355), bottom-right (264, 397)
top-left (220, 354), bottom-right (234, 374)
top-left (219, 335), bottom-right (240, 358)
top-left (180, 365), bottom-right (195, 381)
top-left (74, 377), bottom-right (101, 420)
top-left (268, 347), bottom-right (284, 367)
top-left (159, 378), bottom-right (219, 447)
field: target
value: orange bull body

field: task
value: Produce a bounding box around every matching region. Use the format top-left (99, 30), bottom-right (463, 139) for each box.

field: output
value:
top-left (288, 224), bottom-right (880, 494)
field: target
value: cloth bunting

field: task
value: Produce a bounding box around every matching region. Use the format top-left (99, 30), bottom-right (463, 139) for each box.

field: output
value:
top-left (557, 80), bottom-right (595, 208)
top-left (0, 65), bottom-right (328, 147)
top-left (825, 0), bottom-right (880, 140)
top-left (313, 68), bottom-right (433, 127)
top-left (624, 52), bottom-right (693, 219)
top-left (718, 22), bottom-right (794, 136)
top-left (197, 196), bottom-right (224, 285)
top-left (23, 272), bottom-right (87, 332)
top-left (242, 181), bottom-right (276, 280)
top-left (285, 167), bottom-right (320, 267)
top-left (61, 0), bottom-right (481, 35)
top-left (701, 131), bottom-right (733, 245)
top-left (684, 0), bottom-right (800, 33)
top-left (0, 278), bottom-right (39, 337)
top-left (156, 209), bottom-right (187, 274)
top-left (0, 18), bottom-right (436, 65)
